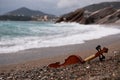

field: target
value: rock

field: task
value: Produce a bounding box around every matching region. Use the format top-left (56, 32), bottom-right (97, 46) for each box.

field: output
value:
top-left (7, 76), bottom-right (13, 79)
top-left (56, 9), bottom-right (85, 23)
top-left (96, 9), bottom-right (120, 24)
top-left (0, 77), bottom-right (3, 80)
top-left (69, 9), bottom-right (84, 22)
top-left (0, 73), bottom-right (4, 75)
top-left (86, 65), bottom-right (90, 69)
top-left (55, 7), bottom-right (120, 24)
top-left (24, 78), bottom-right (31, 80)
top-left (87, 7), bottom-right (116, 24)
top-left (0, 51), bottom-right (120, 80)
top-left (115, 19), bottom-right (120, 24)
top-left (79, 17), bottom-right (87, 24)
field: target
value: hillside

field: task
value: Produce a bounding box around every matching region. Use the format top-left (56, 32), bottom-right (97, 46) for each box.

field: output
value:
top-left (56, 4), bottom-right (120, 24)
top-left (83, 2), bottom-right (120, 12)
top-left (4, 7), bottom-right (55, 18)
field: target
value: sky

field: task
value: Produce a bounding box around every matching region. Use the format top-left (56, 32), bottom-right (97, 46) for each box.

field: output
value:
top-left (0, 0), bottom-right (119, 16)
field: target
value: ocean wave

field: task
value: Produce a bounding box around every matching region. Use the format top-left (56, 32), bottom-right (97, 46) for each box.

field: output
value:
top-left (0, 21), bottom-right (120, 53)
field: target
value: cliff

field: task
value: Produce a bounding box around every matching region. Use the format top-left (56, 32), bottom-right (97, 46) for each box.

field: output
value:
top-left (56, 2), bottom-right (120, 24)
top-left (56, 7), bottom-right (120, 24)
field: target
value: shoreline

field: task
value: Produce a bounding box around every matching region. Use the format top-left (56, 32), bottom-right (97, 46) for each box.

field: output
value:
top-left (0, 33), bottom-right (120, 72)
top-left (0, 33), bottom-right (120, 64)
top-left (0, 24), bottom-right (120, 72)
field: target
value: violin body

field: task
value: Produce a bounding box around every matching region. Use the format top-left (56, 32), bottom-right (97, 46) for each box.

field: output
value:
top-left (48, 55), bottom-right (84, 68)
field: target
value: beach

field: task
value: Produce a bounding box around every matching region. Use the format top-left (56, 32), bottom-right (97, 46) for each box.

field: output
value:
top-left (0, 1), bottom-right (120, 79)
top-left (0, 32), bottom-right (120, 80)
top-left (0, 23), bottom-right (120, 80)
top-left (0, 32), bottom-right (120, 71)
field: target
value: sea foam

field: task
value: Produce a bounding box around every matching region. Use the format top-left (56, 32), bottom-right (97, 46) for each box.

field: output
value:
top-left (0, 21), bottom-right (120, 53)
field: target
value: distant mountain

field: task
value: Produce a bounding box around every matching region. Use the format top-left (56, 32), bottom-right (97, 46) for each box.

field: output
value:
top-left (83, 2), bottom-right (120, 12)
top-left (4, 7), bottom-right (55, 17)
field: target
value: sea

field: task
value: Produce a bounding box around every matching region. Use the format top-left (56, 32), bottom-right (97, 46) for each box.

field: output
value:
top-left (0, 21), bottom-right (120, 54)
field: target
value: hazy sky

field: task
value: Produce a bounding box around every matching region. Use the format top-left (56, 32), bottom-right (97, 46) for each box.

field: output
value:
top-left (0, 0), bottom-right (119, 16)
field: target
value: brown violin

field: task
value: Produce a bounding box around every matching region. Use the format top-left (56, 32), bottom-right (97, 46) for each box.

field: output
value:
top-left (48, 45), bottom-right (108, 68)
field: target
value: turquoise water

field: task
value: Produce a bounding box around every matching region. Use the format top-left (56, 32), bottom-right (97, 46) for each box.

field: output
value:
top-left (0, 21), bottom-right (120, 53)
top-left (0, 21), bottom-right (56, 37)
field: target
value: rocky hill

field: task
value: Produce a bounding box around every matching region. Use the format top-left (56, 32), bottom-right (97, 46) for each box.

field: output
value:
top-left (56, 2), bottom-right (120, 24)
top-left (83, 2), bottom-right (120, 12)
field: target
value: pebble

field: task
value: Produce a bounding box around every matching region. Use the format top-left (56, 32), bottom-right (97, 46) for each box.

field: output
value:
top-left (86, 65), bottom-right (90, 69)
top-left (0, 51), bottom-right (120, 80)
top-left (0, 77), bottom-right (3, 80)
